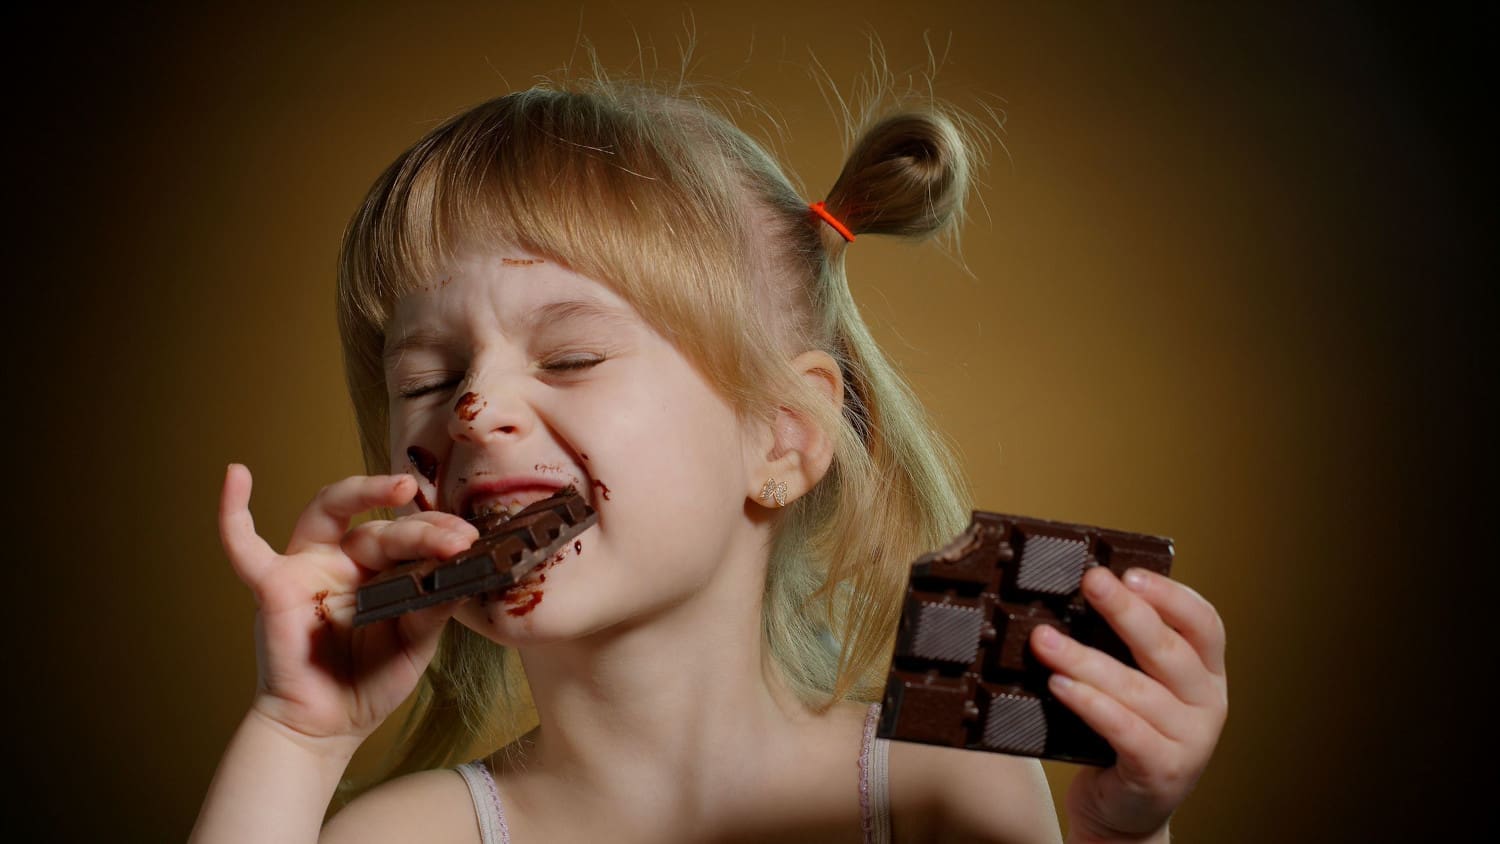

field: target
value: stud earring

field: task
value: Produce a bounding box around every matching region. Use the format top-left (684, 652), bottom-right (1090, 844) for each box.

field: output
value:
top-left (759, 477), bottom-right (789, 508)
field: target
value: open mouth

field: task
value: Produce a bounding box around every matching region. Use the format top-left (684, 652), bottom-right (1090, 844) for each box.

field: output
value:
top-left (463, 498), bottom-right (539, 537)
top-left (461, 483), bottom-right (589, 537)
top-left (462, 485), bottom-right (567, 522)
top-left (466, 498), bottom-right (529, 521)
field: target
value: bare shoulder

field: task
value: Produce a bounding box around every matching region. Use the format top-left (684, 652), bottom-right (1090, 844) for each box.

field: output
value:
top-left (320, 767), bottom-right (480, 844)
top-left (887, 741), bottom-right (1061, 844)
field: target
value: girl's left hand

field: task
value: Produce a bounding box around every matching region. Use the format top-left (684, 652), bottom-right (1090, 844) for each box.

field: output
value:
top-left (1028, 566), bottom-right (1228, 843)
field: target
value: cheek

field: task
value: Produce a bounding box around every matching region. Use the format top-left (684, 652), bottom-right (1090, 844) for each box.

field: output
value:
top-left (582, 361), bottom-right (741, 492)
top-left (389, 411), bottom-right (452, 514)
top-left (586, 370), bottom-right (747, 558)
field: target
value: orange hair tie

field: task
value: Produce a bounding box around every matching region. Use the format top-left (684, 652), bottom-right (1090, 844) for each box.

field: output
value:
top-left (809, 201), bottom-right (856, 243)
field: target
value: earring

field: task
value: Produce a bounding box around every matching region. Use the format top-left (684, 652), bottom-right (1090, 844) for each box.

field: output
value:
top-left (759, 477), bottom-right (789, 508)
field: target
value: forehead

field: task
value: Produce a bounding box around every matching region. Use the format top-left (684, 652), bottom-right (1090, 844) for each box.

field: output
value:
top-left (384, 252), bottom-right (638, 357)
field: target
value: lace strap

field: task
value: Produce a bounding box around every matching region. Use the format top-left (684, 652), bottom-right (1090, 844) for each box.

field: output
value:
top-left (859, 703), bottom-right (892, 844)
top-left (455, 760), bottom-right (511, 844)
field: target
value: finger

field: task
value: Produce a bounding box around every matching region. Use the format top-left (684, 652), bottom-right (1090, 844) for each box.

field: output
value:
top-left (354, 596), bottom-right (466, 694)
top-left (1047, 672), bottom-right (1169, 777)
top-left (400, 509), bottom-right (480, 535)
top-left (286, 475), bottom-right (417, 554)
top-left (1121, 568), bottom-right (1228, 677)
top-left (1030, 624), bottom-right (1185, 740)
top-left (396, 598), bottom-right (463, 666)
top-left (1082, 567), bottom-right (1222, 709)
top-left (218, 463), bottom-right (280, 586)
top-left (341, 518), bottom-right (479, 573)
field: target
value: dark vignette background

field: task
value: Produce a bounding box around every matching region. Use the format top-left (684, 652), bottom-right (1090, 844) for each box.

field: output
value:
top-left (9, 2), bottom-right (1487, 841)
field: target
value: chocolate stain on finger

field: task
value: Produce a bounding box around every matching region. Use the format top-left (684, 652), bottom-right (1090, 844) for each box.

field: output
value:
top-left (313, 590), bottom-right (332, 624)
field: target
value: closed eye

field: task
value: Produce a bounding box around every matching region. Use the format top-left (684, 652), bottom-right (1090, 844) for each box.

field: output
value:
top-left (397, 377), bottom-right (462, 399)
top-left (395, 357), bottom-right (605, 400)
top-left (543, 355), bottom-right (606, 373)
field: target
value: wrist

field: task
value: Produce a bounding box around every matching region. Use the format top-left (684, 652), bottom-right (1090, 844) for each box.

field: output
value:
top-left (189, 706), bottom-right (363, 843)
top-left (245, 703), bottom-right (366, 764)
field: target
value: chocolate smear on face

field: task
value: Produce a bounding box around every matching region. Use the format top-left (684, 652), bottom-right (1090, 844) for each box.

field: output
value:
top-left (504, 590), bottom-right (543, 616)
top-left (405, 445), bottom-right (440, 511)
top-left (454, 391), bottom-right (485, 422)
top-left (406, 446), bottom-right (438, 484)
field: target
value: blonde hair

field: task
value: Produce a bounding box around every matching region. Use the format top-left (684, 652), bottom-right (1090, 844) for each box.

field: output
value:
top-left (335, 67), bottom-right (985, 797)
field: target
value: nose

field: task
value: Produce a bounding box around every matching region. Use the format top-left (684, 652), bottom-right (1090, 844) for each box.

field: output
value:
top-left (446, 373), bottom-right (534, 445)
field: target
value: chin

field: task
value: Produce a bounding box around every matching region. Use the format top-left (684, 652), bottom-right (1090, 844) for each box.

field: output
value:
top-left (452, 550), bottom-right (613, 644)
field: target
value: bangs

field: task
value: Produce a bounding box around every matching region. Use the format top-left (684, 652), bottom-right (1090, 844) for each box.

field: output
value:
top-left (339, 85), bottom-right (774, 400)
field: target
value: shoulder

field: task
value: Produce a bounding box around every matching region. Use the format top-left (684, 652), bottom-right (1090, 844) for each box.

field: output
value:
top-left (320, 766), bottom-right (480, 844)
top-left (887, 740), bottom-right (1062, 844)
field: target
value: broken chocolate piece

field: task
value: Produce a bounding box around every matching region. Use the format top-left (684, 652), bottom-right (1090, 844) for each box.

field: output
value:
top-left (878, 511), bottom-right (1173, 766)
top-left (353, 486), bottom-right (597, 626)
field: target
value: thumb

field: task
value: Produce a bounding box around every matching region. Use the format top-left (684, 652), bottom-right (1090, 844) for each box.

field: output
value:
top-left (219, 463), bottom-right (279, 587)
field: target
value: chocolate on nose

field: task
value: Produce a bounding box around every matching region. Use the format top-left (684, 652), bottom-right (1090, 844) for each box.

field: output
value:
top-left (446, 382), bottom-right (529, 444)
top-left (454, 391), bottom-right (486, 422)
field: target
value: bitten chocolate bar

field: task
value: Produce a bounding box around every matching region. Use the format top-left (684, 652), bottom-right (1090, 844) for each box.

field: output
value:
top-left (353, 487), bottom-right (597, 627)
top-left (877, 511), bottom-right (1173, 766)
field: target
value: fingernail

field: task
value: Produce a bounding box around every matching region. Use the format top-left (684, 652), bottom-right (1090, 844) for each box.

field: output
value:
top-left (1036, 625), bottom-right (1062, 649)
top-left (1124, 568), bottom-right (1148, 591)
top-left (1085, 571), bottom-right (1113, 599)
top-left (1049, 673), bottom-right (1074, 692)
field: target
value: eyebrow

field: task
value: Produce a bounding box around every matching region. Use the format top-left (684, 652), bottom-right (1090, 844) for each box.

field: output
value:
top-left (383, 297), bottom-right (635, 364)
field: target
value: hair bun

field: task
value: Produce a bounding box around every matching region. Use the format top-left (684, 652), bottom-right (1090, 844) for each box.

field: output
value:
top-left (821, 111), bottom-right (971, 241)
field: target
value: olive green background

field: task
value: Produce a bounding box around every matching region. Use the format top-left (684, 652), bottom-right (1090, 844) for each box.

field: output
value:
top-left (13, 2), bottom-right (1483, 840)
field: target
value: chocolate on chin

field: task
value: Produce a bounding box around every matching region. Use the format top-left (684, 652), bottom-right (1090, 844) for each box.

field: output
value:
top-left (353, 486), bottom-right (597, 627)
top-left (877, 511), bottom-right (1173, 766)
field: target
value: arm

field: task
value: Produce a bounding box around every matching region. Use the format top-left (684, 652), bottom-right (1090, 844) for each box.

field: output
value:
top-left (189, 465), bottom-right (478, 843)
top-left (892, 742), bottom-right (1062, 843)
top-left (320, 768), bottom-right (482, 842)
top-left (189, 710), bottom-right (359, 844)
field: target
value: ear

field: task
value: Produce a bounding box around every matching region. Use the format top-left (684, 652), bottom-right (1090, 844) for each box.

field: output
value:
top-left (744, 350), bottom-right (844, 509)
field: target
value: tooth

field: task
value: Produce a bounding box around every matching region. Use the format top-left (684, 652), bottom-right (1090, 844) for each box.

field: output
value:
top-left (473, 499), bottom-right (527, 520)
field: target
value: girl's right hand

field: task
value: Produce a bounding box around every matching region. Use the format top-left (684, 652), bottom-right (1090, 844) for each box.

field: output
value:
top-left (217, 463), bottom-right (478, 748)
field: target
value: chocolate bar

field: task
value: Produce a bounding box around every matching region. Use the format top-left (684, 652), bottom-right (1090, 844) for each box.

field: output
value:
top-left (878, 511), bottom-right (1173, 766)
top-left (353, 487), bottom-right (597, 626)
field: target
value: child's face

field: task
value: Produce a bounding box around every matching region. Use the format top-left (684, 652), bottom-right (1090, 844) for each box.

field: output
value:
top-left (384, 249), bottom-right (760, 642)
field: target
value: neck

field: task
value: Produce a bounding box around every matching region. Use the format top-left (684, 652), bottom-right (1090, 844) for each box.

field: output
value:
top-left (514, 538), bottom-right (822, 817)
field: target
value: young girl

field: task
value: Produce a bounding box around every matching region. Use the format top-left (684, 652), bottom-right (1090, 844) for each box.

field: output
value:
top-left (193, 73), bottom-right (1227, 843)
